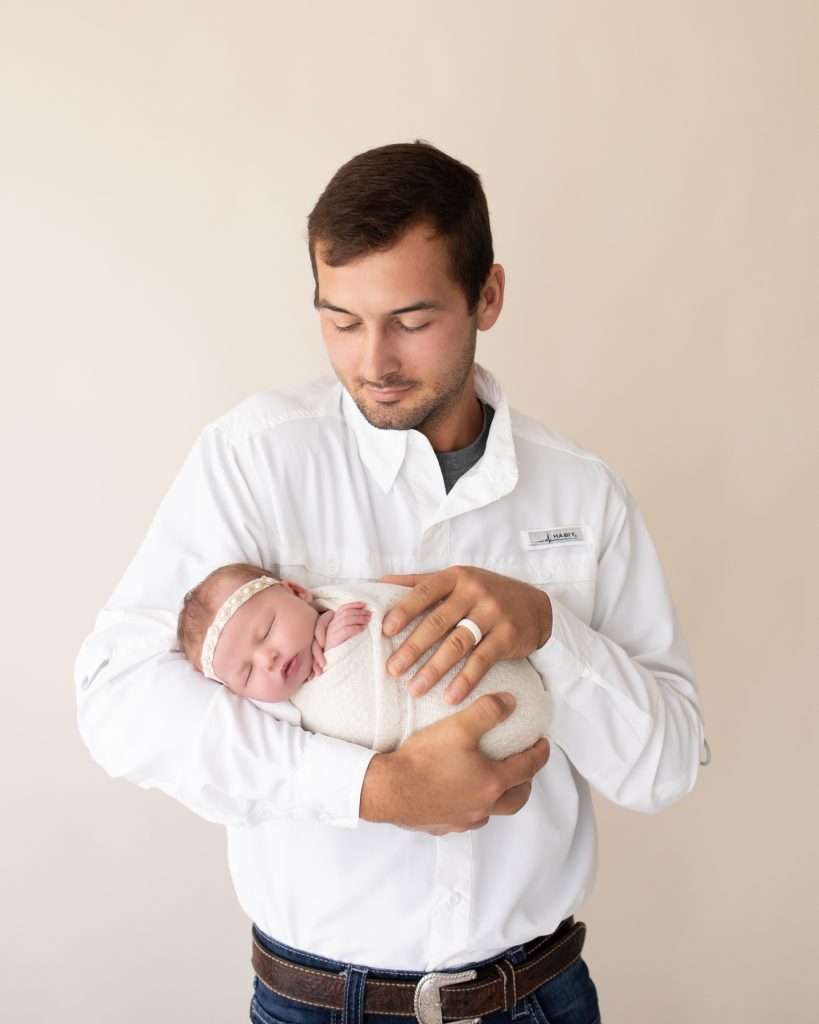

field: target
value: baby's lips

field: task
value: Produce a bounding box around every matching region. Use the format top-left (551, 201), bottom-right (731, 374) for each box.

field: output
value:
top-left (282, 653), bottom-right (301, 680)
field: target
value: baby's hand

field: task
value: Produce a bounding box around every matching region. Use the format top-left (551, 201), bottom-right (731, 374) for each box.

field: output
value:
top-left (310, 610), bottom-right (332, 678)
top-left (324, 602), bottom-right (372, 653)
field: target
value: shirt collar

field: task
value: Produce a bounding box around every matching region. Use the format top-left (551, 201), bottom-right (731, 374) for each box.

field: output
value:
top-left (340, 386), bottom-right (408, 494)
top-left (339, 364), bottom-right (518, 502)
top-left (447, 364), bottom-right (518, 515)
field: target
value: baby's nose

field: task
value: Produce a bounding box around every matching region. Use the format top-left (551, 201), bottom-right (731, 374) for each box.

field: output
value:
top-left (258, 641), bottom-right (278, 670)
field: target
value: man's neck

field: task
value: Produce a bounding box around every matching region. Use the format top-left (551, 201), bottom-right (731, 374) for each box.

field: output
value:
top-left (421, 393), bottom-right (484, 453)
top-left (435, 400), bottom-right (494, 494)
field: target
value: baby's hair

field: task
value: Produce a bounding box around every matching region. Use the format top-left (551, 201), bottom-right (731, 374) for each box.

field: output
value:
top-left (177, 562), bottom-right (278, 672)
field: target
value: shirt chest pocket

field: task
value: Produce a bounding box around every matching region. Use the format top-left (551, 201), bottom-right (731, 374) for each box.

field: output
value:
top-left (271, 545), bottom-right (406, 589)
top-left (515, 548), bottom-right (598, 625)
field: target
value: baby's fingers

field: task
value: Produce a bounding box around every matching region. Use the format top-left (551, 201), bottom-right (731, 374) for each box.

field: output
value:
top-left (341, 605), bottom-right (371, 618)
top-left (335, 606), bottom-right (372, 627)
top-left (311, 637), bottom-right (326, 673)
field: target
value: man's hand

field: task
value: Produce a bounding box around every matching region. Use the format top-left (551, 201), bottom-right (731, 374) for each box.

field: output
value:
top-left (380, 565), bottom-right (553, 704)
top-left (359, 693), bottom-right (550, 833)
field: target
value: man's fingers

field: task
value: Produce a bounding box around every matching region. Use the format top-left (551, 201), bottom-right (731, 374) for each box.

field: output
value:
top-left (410, 731), bottom-right (549, 829)
top-left (400, 627), bottom-right (503, 701)
top-left (387, 595), bottom-right (474, 683)
top-left (494, 738), bottom-right (551, 792)
top-left (440, 632), bottom-right (506, 703)
top-left (491, 781), bottom-right (533, 816)
top-left (379, 574), bottom-right (426, 587)
top-left (381, 566), bottom-right (538, 692)
top-left (380, 572), bottom-right (452, 637)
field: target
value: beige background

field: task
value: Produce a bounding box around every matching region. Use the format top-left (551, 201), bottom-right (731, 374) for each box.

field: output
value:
top-left (2, 1), bottom-right (817, 1021)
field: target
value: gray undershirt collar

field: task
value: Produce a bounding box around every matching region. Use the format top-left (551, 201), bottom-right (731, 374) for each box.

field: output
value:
top-left (435, 400), bottom-right (496, 494)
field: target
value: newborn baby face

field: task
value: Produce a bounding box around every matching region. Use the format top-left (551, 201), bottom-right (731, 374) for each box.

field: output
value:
top-left (211, 581), bottom-right (319, 701)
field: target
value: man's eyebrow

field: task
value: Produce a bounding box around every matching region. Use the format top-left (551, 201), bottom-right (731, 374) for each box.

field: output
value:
top-left (389, 301), bottom-right (443, 315)
top-left (317, 300), bottom-right (443, 317)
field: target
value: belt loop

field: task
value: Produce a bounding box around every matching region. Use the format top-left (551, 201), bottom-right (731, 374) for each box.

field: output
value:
top-left (504, 944), bottom-right (526, 967)
top-left (503, 944), bottom-right (528, 1020)
top-left (343, 965), bottom-right (368, 1024)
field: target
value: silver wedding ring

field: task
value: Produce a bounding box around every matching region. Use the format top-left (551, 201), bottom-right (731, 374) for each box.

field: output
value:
top-left (455, 617), bottom-right (483, 647)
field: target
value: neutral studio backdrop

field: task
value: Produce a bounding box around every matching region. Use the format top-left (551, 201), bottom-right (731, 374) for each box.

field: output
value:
top-left (2, 2), bottom-right (817, 1021)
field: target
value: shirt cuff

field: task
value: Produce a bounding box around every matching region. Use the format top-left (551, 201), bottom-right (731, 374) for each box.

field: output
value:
top-left (293, 732), bottom-right (377, 829)
top-left (529, 596), bottom-right (590, 692)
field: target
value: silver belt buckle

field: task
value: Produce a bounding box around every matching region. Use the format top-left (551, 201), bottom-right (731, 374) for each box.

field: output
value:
top-left (413, 969), bottom-right (481, 1024)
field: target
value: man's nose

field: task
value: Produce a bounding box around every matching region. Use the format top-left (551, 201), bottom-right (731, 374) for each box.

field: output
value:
top-left (361, 323), bottom-right (400, 381)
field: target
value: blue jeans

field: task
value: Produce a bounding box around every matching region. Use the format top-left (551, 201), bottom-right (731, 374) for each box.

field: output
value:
top-left (250, 928), bottom-right (600, 1024)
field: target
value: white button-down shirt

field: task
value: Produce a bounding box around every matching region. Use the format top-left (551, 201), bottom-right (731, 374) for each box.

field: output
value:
top-left (75, 365), bottom-right (704, 970)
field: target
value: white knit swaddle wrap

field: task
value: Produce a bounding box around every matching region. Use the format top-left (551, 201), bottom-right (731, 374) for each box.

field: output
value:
top-left (290, 582), bottom-right (551, 760)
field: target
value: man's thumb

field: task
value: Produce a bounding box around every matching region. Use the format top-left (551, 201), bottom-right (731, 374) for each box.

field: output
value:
top-left (459, 692), bottom-right (516, 741)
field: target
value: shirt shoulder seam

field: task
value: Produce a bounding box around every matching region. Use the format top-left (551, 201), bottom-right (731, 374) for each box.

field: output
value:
top-left (510, 415), bottom-right (629, 503)
top-left (212, 399), bottom-right (343, 447)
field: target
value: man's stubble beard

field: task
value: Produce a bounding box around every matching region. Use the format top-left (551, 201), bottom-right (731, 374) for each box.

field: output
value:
top-left (336, 322), bottom-right (478, 435)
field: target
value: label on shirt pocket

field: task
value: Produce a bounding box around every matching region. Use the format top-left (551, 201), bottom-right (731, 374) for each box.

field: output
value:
top-left (517, 525), bottom-right (597, 620)
top-left (521, 525), bottom-right (589, 551)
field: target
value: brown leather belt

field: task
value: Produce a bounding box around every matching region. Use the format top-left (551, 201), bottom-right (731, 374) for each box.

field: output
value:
top-left (252, 918), bottom-right (585, 1022)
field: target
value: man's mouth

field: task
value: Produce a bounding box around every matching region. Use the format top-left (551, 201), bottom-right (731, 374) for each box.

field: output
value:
top-left (365, 383), bottom-right (416, 402)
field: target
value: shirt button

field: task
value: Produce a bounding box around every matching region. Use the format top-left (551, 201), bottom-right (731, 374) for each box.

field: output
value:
top-left (447, 892), bottom-right (461, 906)
top-left (327, 559), bottom-right (340, 576)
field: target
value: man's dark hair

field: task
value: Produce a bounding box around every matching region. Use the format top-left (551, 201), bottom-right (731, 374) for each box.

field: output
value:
top-left (307, 141), bottom-right (494, 312)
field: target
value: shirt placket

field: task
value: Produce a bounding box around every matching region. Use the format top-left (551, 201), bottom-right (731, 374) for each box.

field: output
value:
top-left (402, 434), bottom-right (473, 966)
top-left (426, 832), bottom-right (473, 968)
top-left (404, 433), bottom-right (452, 569)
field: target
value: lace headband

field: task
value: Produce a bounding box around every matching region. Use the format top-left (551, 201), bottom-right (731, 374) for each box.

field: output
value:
top-left (201, 575), bottom-right (279, 682)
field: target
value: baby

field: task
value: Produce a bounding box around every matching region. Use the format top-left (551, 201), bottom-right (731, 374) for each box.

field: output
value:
top-left (177, 563), bottom-right (551, 759)
top-left (177, 562), bottom-right (372, 701)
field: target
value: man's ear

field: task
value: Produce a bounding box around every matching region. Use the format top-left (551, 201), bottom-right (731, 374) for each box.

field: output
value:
top-left (475, 264), bottom-right (505, 331)
top-left (280, 579), bottom-right (314, 604)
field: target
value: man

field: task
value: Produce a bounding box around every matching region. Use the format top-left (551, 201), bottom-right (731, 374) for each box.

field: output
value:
top-left (76, 141), bottom-right (704, 1022)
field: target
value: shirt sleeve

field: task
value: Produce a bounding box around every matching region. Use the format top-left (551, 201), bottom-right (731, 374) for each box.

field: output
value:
top-left (529, 487), bottom-right (705, 813)
top-left (74, 422), bottom-right (375, 829)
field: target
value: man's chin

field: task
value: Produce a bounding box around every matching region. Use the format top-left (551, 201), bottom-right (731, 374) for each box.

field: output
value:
top-left (353, 393), bottom-right (430, 433)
